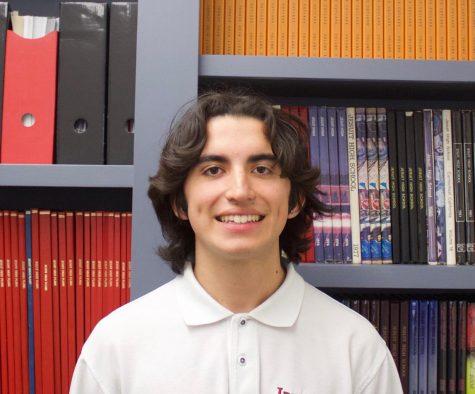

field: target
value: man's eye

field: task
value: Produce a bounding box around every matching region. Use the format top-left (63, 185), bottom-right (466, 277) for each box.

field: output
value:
top-left (203, 166), bottom-right (222, 176)
top-left (253, 166), bottom-right (271, 175)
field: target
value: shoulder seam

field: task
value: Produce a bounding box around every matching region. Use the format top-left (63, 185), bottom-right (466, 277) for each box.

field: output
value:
top-left (355, 344), bottom-right (389, 394)
top-left (80, 357), bottom-right (110, 394)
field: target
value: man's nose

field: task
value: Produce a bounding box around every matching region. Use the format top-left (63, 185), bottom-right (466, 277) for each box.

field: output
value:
top-left (224, 171), bottom-right (256, 202)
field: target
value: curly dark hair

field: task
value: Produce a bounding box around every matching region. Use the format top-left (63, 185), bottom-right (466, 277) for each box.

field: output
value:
top-left (148, 90), bottom-right (328, 274)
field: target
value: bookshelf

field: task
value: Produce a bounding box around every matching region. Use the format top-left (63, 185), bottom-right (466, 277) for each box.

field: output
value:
top-left (133, 0), bottom-right (475, 298)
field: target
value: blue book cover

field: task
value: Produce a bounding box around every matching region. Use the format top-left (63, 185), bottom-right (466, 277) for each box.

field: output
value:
top-left (409, 300), bottom-right (419, 394)
top-left (318, 106), bottom-right (334, 262)
top-left (309, 106), bottom-right (324, 263)
top-left (418, 300), bottom-right (429, 394)
top-left (427, 300), bottom-right (438, 394)
top-left (433, 110), bottom-right (447, 264)
top-left (25, 211), bottom-right (35, 394)
top-left (328, 107), bottom-right (343, 262)
top-left (337, 107), bottom-right (352, 263)
top-left (356, 107), bottom-right (371, 263)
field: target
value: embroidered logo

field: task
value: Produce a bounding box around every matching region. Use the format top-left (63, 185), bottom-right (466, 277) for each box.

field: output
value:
top-left (277, 387), bottom-right (292, 394)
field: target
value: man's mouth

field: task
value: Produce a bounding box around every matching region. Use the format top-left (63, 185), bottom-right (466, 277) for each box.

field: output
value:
top-left (216, 215), bottom-right (265, 224)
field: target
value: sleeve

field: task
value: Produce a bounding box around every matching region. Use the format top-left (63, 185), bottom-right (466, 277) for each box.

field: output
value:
top-left (359, 348), bottom-right (403, 394)
top-left (69, 357), bottom-right (106, 394)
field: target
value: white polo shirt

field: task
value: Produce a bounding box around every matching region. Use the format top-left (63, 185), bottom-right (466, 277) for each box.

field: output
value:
top-left (70, 262), bottom-right (403, 394)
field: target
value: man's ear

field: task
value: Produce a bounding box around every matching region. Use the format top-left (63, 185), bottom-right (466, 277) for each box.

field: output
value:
top-left (288, 195), bottom-right (305, 219)
top-left (172, 197), bottom-right (189, 221)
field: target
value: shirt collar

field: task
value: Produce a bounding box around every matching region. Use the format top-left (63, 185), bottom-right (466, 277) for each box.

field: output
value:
top-left (175, 261), bottom-right (305, 328)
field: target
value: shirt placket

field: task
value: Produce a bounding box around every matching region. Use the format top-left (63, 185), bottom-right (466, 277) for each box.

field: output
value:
top-left (228, 314), bottom-right (259, 394)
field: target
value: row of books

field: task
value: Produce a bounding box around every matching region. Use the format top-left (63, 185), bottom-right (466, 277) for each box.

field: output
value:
top-left (291, 105), bottom-right (475, 265)
top-left (0, 210), bottom-right (132, 394)
top-left (339, 298), bottom-right (475, 394)
top-left (200, 0), bottom-right (475, 61)
top-left (0, 2), bottom-right (137, 165)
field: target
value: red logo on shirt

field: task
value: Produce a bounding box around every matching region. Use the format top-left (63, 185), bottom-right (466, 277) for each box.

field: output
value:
top-left (277, 387), bottom-right (291, 394)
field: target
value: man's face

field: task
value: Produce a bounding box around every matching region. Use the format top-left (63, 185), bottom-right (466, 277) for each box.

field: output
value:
top-left (181, 115), bottom-right (297, 261)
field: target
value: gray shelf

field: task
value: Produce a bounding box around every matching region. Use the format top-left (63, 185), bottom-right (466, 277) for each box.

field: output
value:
top-left (200, 55), bottom-right (475, 83)
top-left (0, 164), bottom-right (133, 188)
top-left (295, 264), bottom-right (475, 291)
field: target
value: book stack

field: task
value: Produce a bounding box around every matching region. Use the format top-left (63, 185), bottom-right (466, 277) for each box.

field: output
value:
top-left (0, 209), bottom-right (132, 394)
top-left (339, 297), bottom-right (475, 394)
top-left (200, 0), bottom-right (475, 60)
top-left (290, 105), bottom-right (475, 265)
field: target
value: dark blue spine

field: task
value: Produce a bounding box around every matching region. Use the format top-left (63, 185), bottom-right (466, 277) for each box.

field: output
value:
top-left (427, 300), bottom-right (438, 394)
top-left (418, 300), bottom-right (429, 394)
top-left (25, 211), bottom-right (35, 394)
top-left (409, 300), bottom-right (419, 394)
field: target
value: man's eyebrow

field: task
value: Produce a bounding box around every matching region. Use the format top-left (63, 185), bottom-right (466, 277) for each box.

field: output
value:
top-left (197, 153), bottom-right (277, 165)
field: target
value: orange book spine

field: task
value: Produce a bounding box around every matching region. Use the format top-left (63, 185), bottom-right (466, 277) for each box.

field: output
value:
top-left (107, 213), bottom-right (115, 314)
top-left (0, 212), bottom-right (8, 394)
top-left (200, 0), bottom-right (204, 53)
top-left (95, 212), bottom-right (103, 325)
top-left (65, 212), bottom-right (76, 386)
top-left (18, 213), bottom-right (29, 394)
top-left (320, 0), bottom-right (331, 57)
top-left (331, 0), bottom-right (342, 58)
top-left (120, 213), bottom-right (127, 306)
top-left (57, 213), bottom-right (68, 394)
top-left (32, 210), bottom-right (43, 394)
top-left (246, 0), bottom-right (257, 55)
top-left (436, 0), bottom-right (447, 59)
top-left (84, 213), bottom-right (91, 338)
top-left (426, 0), bottom-right (436, 59)
top-left (101, 213), bottom-right (110, 316)
top-left (235, 0), bottom-right (246, 54)
top-left (75, 212), bottom-right (84, 356)
top-left (457, 0), bottom-right (469, 60)
top-left (203, 0), bottom-right (214, 54)
top-left (39, 211), bottom-right (54, 394)
top-left (384, 0), bottom-right (394, 58)
top-left (50, 212), bottom-right (61, 394)
top-left (11, 212), bottom-right (23, 394)
top-left (224, 0), bottom-right (236, 54)
top-left (267, 0), bottom-right (278, 55)
top-left (256, 0), bottom-right (267, 55)
top-left (277, 0), bottom-right (288, 56)
top-left (309, 0), bottom-right (320, 56)
top-left (126, 213), bottom-right (132, 302)
top-left (447, 0), bottom-right (458, 60)
top-left (113, 214), bottom-right (121, 310)
top-left (394, 0), bottom-right (405, 58)
top-left (404, 0), bottom-right (415, 59)
top-left (288, 0), bottom-right (299, 56)
top-left (341, 0), bottom-right (352, 57)
top-left (214, 0), bottom-right (225, 54)
top-left (470, 0), bottom-right (475, 59)
top-left (299, 0), bottom-right (309, 56)
top-left (4, 211), bottom-right (16, 394)
top-left (415, 0), bottom-right (425, 59)
top-left (373, 0), bottom-right (384, 58)
top-left (352, 0), bottom-right (363, 57)
top-left (362, 0), bottom-right (373, 58)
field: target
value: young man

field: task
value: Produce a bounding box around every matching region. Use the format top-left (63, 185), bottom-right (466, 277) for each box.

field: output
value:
top-left (70, 91), bottom-right (403, 393)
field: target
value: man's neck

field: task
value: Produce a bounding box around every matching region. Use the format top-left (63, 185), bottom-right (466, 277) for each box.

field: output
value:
top-left (193, 248), bottom-right (286, 313)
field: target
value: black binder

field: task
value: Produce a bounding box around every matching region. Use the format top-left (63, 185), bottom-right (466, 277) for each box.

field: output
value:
top-left (56, 2), bottom-right (108, 164)
top-left (106, 2), bottom-right (138, 165)
top-left (0, 3), bottom-right (8, 154)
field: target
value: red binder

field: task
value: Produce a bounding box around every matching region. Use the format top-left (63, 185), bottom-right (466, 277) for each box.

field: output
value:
top-left (0, 31), bottom-right (57, 163)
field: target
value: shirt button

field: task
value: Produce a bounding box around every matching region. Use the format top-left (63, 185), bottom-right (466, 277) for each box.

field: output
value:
top-left (240, 319), bottom-right (246, 326)
top-left (239, 356), bottom-right (246, 366)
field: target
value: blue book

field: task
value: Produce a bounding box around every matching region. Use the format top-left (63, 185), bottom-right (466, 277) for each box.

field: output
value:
top-left (418, 300), bottom-right (429, 394)
top-left (309, 106), bottom-right (324, 263)
top-left (25, 211), bottom-right (35, 394)
top-left (427, 300), bottom-right (438, 394)
top-left (317, 106), bottom-right (334, 262)
top-left (409, 300), bottom-right (419, 394)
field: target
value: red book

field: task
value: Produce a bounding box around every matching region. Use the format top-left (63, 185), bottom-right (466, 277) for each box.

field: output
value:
top-left (18, 213), bottom-right (30, 394)
top-left (39, 211), bottom-right (54, 394)
top-left (90, 212), bottom-right (97, 330)
top-left (96, 212), bottom-right (104, 323)
top-left (31, 210), bottom-right (42, 394)
top-left (0, 31), bottom-right (58, 163)
top-left (4, 211), bottom-right (16, 394)
top-left (0, 211), bottom-right (9, 394)
top-left (10, 212), bottom-right (23, 393)
top-left (57, 213), bottom-right (68, 394)
top-left (126, 213), bottom-right (132, 302)
top-left (102, 212), bottom-right (111, 316)
top-left (50, 213), bottom-right (61, 394)
top-left (120, 213), bottom-right (127, 306)
top-left (108, 213), bottom-right (115, 313)
top-left (65, 212), bottom-right (76, 386)
top-left (75, 212), bottom-right (84, 356)
top-left (84, 213), bottom-right (91, 339)
top-left (113, 213), bottom-right (121, 310)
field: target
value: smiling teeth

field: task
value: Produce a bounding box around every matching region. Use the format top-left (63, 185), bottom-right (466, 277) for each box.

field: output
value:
top-left (219, 215), bottom-right (262, 223)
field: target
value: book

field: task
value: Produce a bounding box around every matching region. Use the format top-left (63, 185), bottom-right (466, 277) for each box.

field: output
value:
top-left (214, 0), bottom-right (225, 54)
top-left (330, 0), bottom-right (341, 58)
top-left (405, 112), bottom-right (418, 263)
top-left (428, 300), bottom-right (438, 394)
top-left (467, 303), bottom-right (475, 394)
top-left (404, 0), bottom-right (415, 59)
top-left (463, 110), bottom-right (475, 264)
top-left (415, 0), bottom-right (425, 59)
top-left (446, 0), bottom-right (458, 60)
top-left (58, 213), bottom-right (68, 394)
top-left (457, 0), bottom-right (469, 60)
top-left (235, 0), bottom-right (245, 54)
top-left (287, 0), bottom-right (298, 56)
top-left (425, 0), bottom-right (437, 60)
top-left (224, 0), bottom-right (236, 54)
top-left (75, 212), bottom-right (84, 355)
top-left (351, 0), bottom-right (362, 57)
top-left (384, 0), bottom-right (394, 58)
top-left (380, 299), bottom-right (390, 345)
top-left (418, 300), bottom-right (429, 394)
top-left (202, 0), bottom-right (214, 53)
top-left (399, 300), bottom-right (409, 391)
top-left (256, 0), bottom-right (267, 55)
top-left (436, 0), bottom-right (447, 60)
top-left (370, 299), bottom-right (380, 332)
top-left (277, 0), bottom-right (288, 56)
top-left (373, 0), bottom-right (383, 58)
top-left (50, 212), bottom-right (61, 394)
top-left (394, 0), bottom-right (404, 59)
top-left (309, 0), bottom-right (320, 57)
top-left (390, 301), bottom-right (400, 368)
top-left (448, 301), bottom-right (457, 393)
top-left (245, 0), bottom-right (257, 55)
top-left (319, 0), bottom-right (330, 57)
top-left (409, 300), bottom-right (419, 394)
top-left (458, 301), bottom-right (467, 393)
top-left (66, 212), bottom-right (76, 383)
top-left (387, 110), bottom-right (400, 263)
top-left (267, 0), bottom-right (278, 55)
top-left (84, 212), bottom-right (91, 338)
top-left (341, 0), bottom-right (351, 57)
